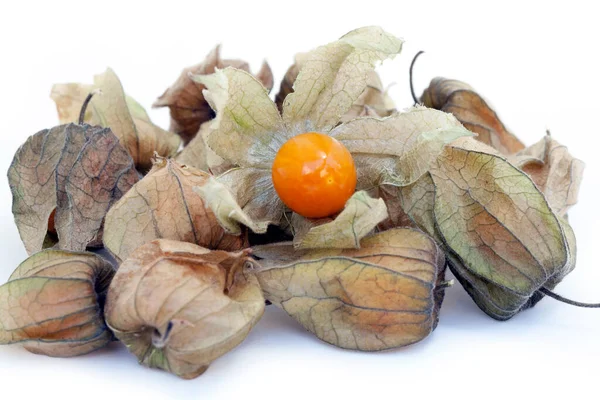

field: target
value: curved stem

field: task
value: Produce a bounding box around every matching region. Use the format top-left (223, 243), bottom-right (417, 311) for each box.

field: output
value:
top-left (78, 89), bottom-right (100, 125)
top-left (409, 50), bottom-right (425, 105)
top-left (539, 287), bottom-right (600, 308)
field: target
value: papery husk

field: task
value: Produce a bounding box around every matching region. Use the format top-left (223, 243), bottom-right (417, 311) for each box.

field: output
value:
top-left (103, 158), bottom-right (252, 263)
top-left (194, 28), bottom-right (475, 253)
top-left (51, 69), bottom-right (181, 172)
top-left (330, 105), bottom-right (474, 188)
top-left (0, 249), bottom-right (114, 356)
top-left (175, 121), bottom-right (234, 175)
top-left (509, 133), bottom-right (584, 217)
top-left (398, 137), bottom-right (575, 320)
top-left (421, 78), bottom-right (525, 155)
top-left (251, 228), bottom-right (446, 350)
top-left (289, 191), bottom-right (388, 249)
top-left (281, 27), bottom-right (403, 132)
top-left (275, 53), bottom-right (395, 122)
top-left (154, 45), bottom-right (274, 144)
top-left (104, 240), bottom-right (264, 379)
top-left (8, 123), bottom-right (138, 254)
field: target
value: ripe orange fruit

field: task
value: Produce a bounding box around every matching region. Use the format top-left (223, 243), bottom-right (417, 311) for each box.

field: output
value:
top-left (272, 132), bottom-right (357, 218)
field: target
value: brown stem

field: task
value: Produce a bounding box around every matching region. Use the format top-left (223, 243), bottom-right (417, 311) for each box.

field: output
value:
top-left (78, 89), bottom-right (100, 125)
top-left (538, 287), bottom-right (600, 308)
top-left (410, 50), bottom-right (425, 105)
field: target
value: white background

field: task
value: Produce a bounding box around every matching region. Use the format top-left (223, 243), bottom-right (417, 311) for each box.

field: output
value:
top-left (1, 1), bottom-right (599, 399)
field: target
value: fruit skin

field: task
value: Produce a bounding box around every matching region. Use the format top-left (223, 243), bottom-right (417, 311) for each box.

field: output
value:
top-left (272, 132), bottom-right (357, 218)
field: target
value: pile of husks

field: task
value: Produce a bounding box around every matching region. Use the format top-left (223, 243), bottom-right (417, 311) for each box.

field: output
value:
top-left (1, 26), bottom-right (588, 379)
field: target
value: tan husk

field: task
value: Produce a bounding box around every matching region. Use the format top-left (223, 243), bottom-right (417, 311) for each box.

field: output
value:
top-left (397, 172), bottom-right (440, 241)
top-left (376, 184), bottom-right (416, 231)
top-left (175, 121), bottom-right (233, 174)
top-left (192, 175), bottom-right (269, 235)
top-left (290, 191), bottom-right (388, 249)
top-left (0, 249), bottom-right (114, 357)
top-left (153, 45), bottom-right (274, 144)
top-left (193, 28), bottom-right (484, 251)
top-left (104, 239), bottom-right (264, 379)
top-left (329, 105), bottom-right (474, 188)
top-left (275, 53), bottom-right (395, 121)
top-left (280, 27), bottom-right (402, 132)
top-left (250, 228), bottom-right (446, 350)
top-left (103, 157), bottom-right (251, 263)
top-left (396, 137), bottom-right (574, 319)
top-left (509, 133), bottom-right (584, 216)
top-left (8, 123), bottom-right (139, 254)
top-left (448, 215), bottom-right (576, 320)
top-left (421, 78), bottom-right (525, 155)
top-left (51, 69), bottom-right (181, 172)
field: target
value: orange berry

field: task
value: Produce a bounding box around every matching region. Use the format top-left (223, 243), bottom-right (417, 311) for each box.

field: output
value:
top-left (272, 132), bottom-right (357, 218)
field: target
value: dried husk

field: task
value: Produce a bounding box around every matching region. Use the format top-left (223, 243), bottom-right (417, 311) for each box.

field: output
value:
top-left (0, 249), bottom-right (114, 356)
top-left (194, 27), bottom-right (475, 249)
top-left (326, 106), bottom-right (473, 236)
top-left (448, 216), bottom-right (576, 319)
top-left (8, 123), bottom-right (139, 255)
top-left (250, 228), bottom-right (446, 350)
top-left (329, 105), bottom-right (474, 188)
top-left (509, 133), bottom-right (584, 217)
top-left (280, 27), bottom-right (402, 132)
top-left (275, 53), bottom-right (395, 121)
top-left (104, 239), bottom-right (264, 379)
top-left (421, 78), bottom-right (525, 155)
top-left (289, 191), bottom-right (388, 249)
top-left (273, 54), bottom-right (301, 113)
top-left (103, 158), bottom-right (254, 263)
top-left (175, 121), bottom-right (233, 174)
top-left (198, 27), bottom-right (405, 171)
top-left (51, 69), bottom-right (181, 172)
top-left (153, 45), bottom-right (274, 144)
top-left (398, 137), bottom-right (575, 320)
top-left (397, 172), bottom-right (440, 240)
top-left (376, 184), bottom-right (416, 230)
